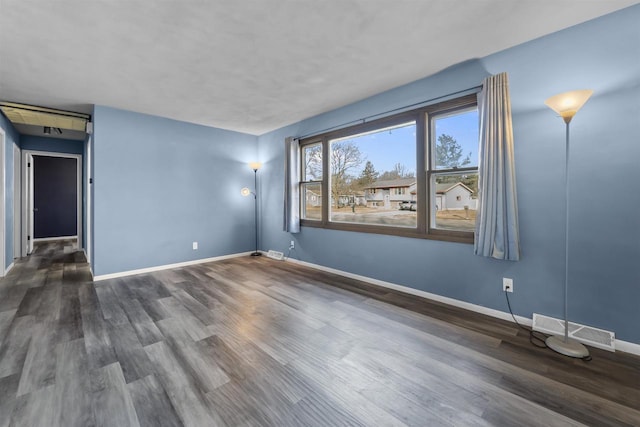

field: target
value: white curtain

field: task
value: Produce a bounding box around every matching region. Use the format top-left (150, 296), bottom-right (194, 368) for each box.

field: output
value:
top-left (283, 137), bottom-right (300, 233)
top-left (474, 72), bottom-right (520, 260)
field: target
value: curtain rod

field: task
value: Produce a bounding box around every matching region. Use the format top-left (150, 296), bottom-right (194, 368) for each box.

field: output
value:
top-left (298, 84), bottom-right (483, 140)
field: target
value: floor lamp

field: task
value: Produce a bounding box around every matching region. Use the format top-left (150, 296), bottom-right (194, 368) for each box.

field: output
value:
top-left (241, 162), bottom-right (262, 256)
top-left (544, 89), bottom-right (593, 358)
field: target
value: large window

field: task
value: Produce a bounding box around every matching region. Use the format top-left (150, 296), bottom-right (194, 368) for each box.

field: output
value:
top-left (299, 94), bottom-right (478, 243)
top-left (301, 143), bottom-right (323, 220)
top-left (430, 107), bottom-right (479, 232)
top-left (329, 121), bottom-right (417, 228)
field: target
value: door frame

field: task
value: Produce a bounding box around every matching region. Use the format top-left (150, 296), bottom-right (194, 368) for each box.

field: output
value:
top-left (22, 150), bottom-right (82, 256)
top-left (0, 127), bottom-right (5, 276)
top-left (13, 144), bottom-right (20, 260)
top-left (85, 136), bottom-right (92, 266)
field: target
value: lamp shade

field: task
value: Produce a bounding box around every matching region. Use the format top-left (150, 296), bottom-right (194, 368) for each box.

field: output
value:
top-left (241, 187), bottom-right (251, 196)
top-left (544, 90), bottom-right (593, 123)
top-left (249, 162), bottom-right (262, 171)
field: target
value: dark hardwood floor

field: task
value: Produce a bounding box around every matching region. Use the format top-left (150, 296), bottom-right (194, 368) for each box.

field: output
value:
top-left (0, 240), bottom-right (639, 426)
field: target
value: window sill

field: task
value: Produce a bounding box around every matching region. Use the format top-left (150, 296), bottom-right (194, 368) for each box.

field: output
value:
top-left (300, 220), bottom-right (474, 244)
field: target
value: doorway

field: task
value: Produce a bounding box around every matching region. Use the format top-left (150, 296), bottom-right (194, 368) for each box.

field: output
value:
top-left (0, 128), bottom-right (5, 276)
top-left (22, 150), bottom-right (82, 256)
top-left (13, 144), bottom-right (21, 260)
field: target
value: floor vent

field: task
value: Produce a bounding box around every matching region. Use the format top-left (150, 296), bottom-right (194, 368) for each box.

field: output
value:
top-left (266, 250), bottom-right (284, 260)
top-left (532, 313), bottom-right (615, 352)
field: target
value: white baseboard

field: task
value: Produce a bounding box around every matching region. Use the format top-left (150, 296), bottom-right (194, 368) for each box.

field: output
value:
top-left (616, 340), bottom-right (640, 356)
top-left (285, 258), bottom-right (640, 356)
top-left (93, 251), bottom-right (253, 281)
top-left (33, 235), bottom-right (78, 242)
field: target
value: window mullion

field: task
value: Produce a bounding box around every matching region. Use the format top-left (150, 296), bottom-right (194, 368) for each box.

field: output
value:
top-left (416, 112), bottom-right (428, 234)
top-left (321, 137), bottom-right (330, 225)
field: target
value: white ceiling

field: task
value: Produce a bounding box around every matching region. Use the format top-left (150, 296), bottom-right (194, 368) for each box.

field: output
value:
top-left (0, 1), bottom-right (637, 136)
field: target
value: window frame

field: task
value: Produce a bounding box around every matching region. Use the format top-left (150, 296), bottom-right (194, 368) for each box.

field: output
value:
top-left (300, 142), bottom-right (324, 221)
top-left (299, 94), bottom-right (477, 244)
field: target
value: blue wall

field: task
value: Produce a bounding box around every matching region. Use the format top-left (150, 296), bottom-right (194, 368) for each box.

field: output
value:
top-left (92, 106), bottom-right (258, 276)
top-left (0, 112), bottom-right (20, 269)
top-left (20, 135), bottom-right (84, 155)
top-left (258, 6), bottom-right (640, 344)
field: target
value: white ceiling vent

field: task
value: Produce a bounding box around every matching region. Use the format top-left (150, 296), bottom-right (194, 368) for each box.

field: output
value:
top-left (532, 313), bottom-right (615, 352)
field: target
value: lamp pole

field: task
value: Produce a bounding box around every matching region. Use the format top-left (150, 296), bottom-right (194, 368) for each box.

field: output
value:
top-left (251, 166), bottom-right (261, 256)
top-left (544, 90), bottom-right (592, 359)
top-left (563, 120), bottom-right (570, 342)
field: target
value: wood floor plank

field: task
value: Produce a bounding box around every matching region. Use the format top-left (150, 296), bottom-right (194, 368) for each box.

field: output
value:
top-left (153, 297), bottom-right (212, 341)
top-left (143, 341), bottom-right (224, 427)
top-left (54, 339), bottom-right (93, 427)
top-left (0, 374), bottom-right (20, 427)
top-left (1, 240), bottom-right (639, 427)
top-left (0, 310), bottom-right (17, 347)
top-left (14, 287), bottom-right (44, 318)
top-left (16, 323), bottom-right (57, 396)
top-left (95, 283), bottom-right (130, 325)
top-left (169, 288), bottom-right (219, 326)
top-left (204, 368), bottom-right (304, 427)
top-left (288, 393), bottom-right (368, 427)
top-left (106, 319), bottom-right (155, 384)
top-left (127, 374), bottom-right (183, 427)
top-left (341, 344), bottom-right (492, 426)
top-left (287, 355), bottom-right (408, 426)
top-left (56, 284), bottom-right (83, 343)
top-left (78, 283), bottom-right (117, 369)
top-left (8, 384), bottom-right (59, 427)
top-left (0, 286), bottom-right (28, 314)
top-left (0, 315), bottom-right (35, 379)
top-left (91, 362), bottom-right (140, 427)
top-left (155, 318), bottom-right (230, 392)
top-left (34, 283), bottom-right (61, 323)
top-left (108, 281), bottom-right (165, 346)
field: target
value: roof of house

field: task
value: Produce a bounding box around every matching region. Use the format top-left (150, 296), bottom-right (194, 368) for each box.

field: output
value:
top-left (435, 182), bottom-right (474, 194)
top-left (364, 178), bottom-right (416, 189)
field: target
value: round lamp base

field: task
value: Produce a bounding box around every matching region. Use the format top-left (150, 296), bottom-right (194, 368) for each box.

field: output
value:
top-left (546, 335), bottom-right (590, 358)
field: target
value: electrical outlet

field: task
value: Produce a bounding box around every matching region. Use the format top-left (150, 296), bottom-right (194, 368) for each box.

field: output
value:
top-left (503, 277), bottom-right (513, 292)
top-left (192, 241), bottom-right (198, 250)
top-left (290, 240), bottom-right (295, 249)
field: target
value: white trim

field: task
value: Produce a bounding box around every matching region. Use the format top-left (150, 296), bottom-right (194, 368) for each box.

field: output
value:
top-left (4, 261), bottom-right (13, 275)
top-left (616, 340), bottom-right (640, 356)
top-left (0, 127), bottom-right (5, 277)
top-left (33, 235), bottom-right (78, 242)
top-left (284, 257), bottom-right (640, 356)
top-left (93, 252), bottom-right (254, 281)
top-left (85, 136), bottom-right (92, 268)
top-left (22, 150), bottom-right (82, 256)
top-left (13, 144), bottom-right (20, 259)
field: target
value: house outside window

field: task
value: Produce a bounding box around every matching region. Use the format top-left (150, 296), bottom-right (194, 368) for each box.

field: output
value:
top-left (298, 94), bottom-right (478, 243)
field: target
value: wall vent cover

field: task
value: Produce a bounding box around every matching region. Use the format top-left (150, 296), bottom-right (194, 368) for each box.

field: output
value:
top-left (266, 250), bottom-right (284, 260)
top-left (532, 313), bottom-right (615, 352)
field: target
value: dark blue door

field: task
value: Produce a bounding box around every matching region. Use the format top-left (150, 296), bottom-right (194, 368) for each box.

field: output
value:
top-left (33, 155), bottom-right (77, 239)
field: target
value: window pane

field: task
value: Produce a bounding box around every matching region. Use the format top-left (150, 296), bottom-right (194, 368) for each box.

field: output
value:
top-left (302, 143), bottom-right (322, 181)
top-left (328, 122), bottom-right (417, 228)
top-left (432, 172), bottom-right (478, 231)
top-left (301, 182), bottom-right (322, 220)
top-left (433, 108), bottom-right (478, 170)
